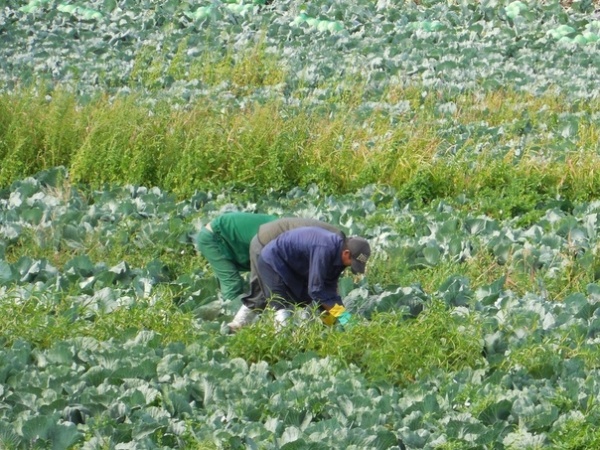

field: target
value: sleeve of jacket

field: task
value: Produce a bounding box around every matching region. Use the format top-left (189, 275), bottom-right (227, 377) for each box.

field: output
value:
top-left (307, 246), bottom-right (342, 308)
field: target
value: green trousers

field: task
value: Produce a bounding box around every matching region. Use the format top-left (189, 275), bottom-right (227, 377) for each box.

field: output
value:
top-left (196, 227), bottom-right (245, 302)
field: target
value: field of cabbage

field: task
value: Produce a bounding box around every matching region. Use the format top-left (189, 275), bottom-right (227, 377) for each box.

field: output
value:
top-left (2, 0), bottom-right (600, 107)
top-left (3, 0), bottom-right (600, 449)
top-left (2, 167), bottom-right (600, 449)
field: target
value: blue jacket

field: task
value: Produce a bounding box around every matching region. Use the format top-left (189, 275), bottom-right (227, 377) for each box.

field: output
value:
top-left (260, 227), bottom-right (346, 307)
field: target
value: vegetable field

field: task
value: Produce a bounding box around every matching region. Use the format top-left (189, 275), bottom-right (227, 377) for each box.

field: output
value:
top-left (2, 167), bottom-right (600, 449)
top-left (3, 0), bottom-right (600, 105)
top-left (2, 0), bottom-right (600, 448)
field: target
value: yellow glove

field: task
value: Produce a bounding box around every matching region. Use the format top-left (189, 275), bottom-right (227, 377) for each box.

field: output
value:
top-left (321, 304), bottom-right (346, 326)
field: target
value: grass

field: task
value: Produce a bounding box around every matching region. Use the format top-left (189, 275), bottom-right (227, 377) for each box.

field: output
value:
top-left (0, 285), bottom-right (204, 349)
top-left (227, 301), bottom-right (485, 386)
top-left (1, 84), bottom-right (600, 212)
top-left (549, 413), bottom-right (600, 450)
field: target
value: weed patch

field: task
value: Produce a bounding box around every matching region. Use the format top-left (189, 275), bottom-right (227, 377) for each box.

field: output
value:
top-left (227, 301), bottom-right (484, 386)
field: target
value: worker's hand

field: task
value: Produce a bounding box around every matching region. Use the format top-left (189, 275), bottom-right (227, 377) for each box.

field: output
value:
top-left (337, 311), bottom-right (353, 327)
top-left (321, 304), bottom-right (355, 329)
top-left (321, 312), bottom-right (337, 326)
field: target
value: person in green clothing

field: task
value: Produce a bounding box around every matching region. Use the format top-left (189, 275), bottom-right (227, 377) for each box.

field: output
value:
top-left (195, 212), bottom-right (277, 304)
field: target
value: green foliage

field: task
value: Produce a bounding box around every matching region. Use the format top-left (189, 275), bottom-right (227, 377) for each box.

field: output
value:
top-left (0, 88), bottom-right (85, 187)
top-left (395, 164), bottom-right (460, 207)
top-left (187, 32), bottom-right (287, 91)
top-left (474, 160), bottom-right (556, 226)
top-left (228, 301), bottom-right (484, 386)
top-left (3, 170), bottom-right (600, 448)
top-left (3, 0), bottom-right (600, 447)
top-left (1, 87), bottom-right (600, 207)
top-left (499, 337), bottom-right (569, 379)
top-left (331, 301), bottom-right (485, 384)
top-left (549, 409), bottom-right (600, 449)
top-left (69, 94), bottom-right (169, 188)
top-left (3, 184), bottom-right (199, 276)
top-left (0, 286), bottom-right (199, 348)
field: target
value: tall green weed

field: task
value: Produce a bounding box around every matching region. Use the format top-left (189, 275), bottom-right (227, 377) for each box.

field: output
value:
top-left (2, 86), bottom-right (600, 212)
top-left (227, 301), bottom-right (484, 386)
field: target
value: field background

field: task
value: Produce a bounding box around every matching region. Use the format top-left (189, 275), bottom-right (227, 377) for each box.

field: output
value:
top-left (2, 0), bottom-right (600, 449)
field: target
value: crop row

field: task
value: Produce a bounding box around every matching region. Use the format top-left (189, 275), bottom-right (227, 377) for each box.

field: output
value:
top-left (2, 0), bottom-right (600, 109)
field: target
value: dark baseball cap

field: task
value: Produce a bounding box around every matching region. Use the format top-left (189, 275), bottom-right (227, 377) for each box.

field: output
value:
top-left (347, 237), bottom-right (371, 274)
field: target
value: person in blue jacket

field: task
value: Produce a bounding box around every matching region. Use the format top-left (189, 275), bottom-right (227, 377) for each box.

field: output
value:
top-left (256, 226), bottom-right (371, 329)
top-left (227, 217), bottom-right (344, 333)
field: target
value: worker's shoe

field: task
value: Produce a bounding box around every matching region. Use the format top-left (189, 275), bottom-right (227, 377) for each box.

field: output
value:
top-left (274, 309), bottom-right (292, 332)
